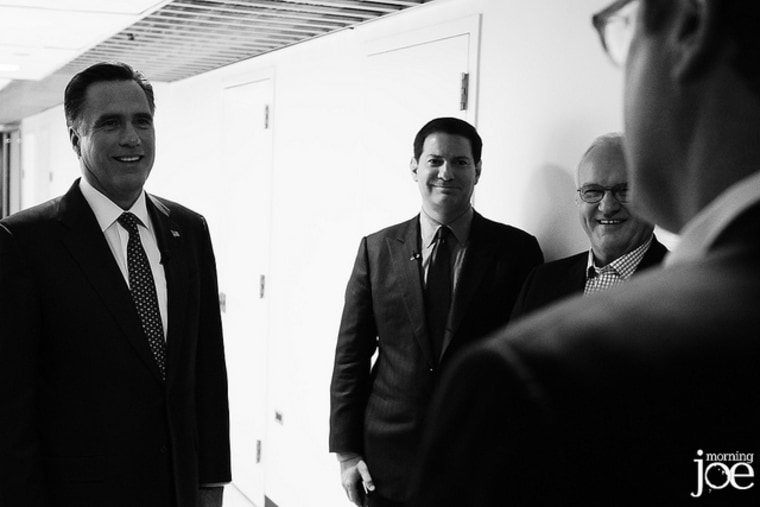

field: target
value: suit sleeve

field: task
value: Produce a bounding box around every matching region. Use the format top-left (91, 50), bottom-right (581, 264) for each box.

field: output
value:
top-left (194, 217), bottom-right (232, 485)
top-left (510, 266), bottom-right (539, 320)
top-left (329, 237), bottom-right (379, 455)
top-left (0, 224), bottom-right (46, 506)
top-left (507, 235), bottom-right (544, 319)
top-left (526, 236), bottom-right (544, 271)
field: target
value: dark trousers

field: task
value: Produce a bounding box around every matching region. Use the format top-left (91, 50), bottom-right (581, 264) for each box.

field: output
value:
top-left (368, 492), bottom-right (408, 507)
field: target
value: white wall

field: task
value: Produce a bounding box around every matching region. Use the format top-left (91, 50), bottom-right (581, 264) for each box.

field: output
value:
top-left (19, 105), bottom-right (78, 208)
top-left (19, 1), bottom-right (623, 505)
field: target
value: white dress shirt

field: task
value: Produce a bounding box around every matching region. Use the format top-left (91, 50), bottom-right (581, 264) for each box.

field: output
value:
top-left (79, 178), bottom-right (168, 338)
top-left (419, 206), bottom-right (473, 295)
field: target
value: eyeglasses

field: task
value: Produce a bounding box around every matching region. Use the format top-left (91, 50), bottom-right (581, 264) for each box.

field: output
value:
top-left (592, 0), bottom-right (640, 67)
top-left (577, 184), bottom-right (629, 204)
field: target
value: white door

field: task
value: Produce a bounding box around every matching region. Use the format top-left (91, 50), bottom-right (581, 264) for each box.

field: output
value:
top-left (220, 77), bottom-right (273, 506)
top-left (359, 15), bottom-right (481, 233)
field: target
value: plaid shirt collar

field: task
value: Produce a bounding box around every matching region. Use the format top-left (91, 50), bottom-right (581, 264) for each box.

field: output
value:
top-left (586, 234), bottom-right (654, 281)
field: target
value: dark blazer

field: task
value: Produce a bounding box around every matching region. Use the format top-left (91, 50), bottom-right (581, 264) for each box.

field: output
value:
top-left (511, 236), bottom-right (668, 318)
top-left (0, 180), bottom-right (231, 507)
top-left (414, 203), bottom-right (760, 506)
top-left (329, 211), bottom-right (543, 502)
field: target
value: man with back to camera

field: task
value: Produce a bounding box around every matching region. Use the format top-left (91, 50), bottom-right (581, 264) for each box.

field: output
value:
top-left (511, 132), bottom-right (667, 318)
top-left (414, 0), bottom-right (760, 505)
top-left (0, 62), bottom-right (230, 506)
top-left (329, 117), bottom-right (543, 506)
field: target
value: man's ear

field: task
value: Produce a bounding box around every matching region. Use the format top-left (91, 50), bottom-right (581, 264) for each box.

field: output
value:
top-left (671, 0), bottom-right (723, 82)
top-left (474, 160), bottom-right (482, 184)
top-left (69, 126), bottom-right (82, 157)
top-left (410, 157), bottom-right (419, 182)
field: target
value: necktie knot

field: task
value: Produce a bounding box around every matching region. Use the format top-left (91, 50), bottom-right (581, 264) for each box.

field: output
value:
top-left (118, 212), bottom-right (141, 235)
top-left (437, 226), bottom-right (451, 244)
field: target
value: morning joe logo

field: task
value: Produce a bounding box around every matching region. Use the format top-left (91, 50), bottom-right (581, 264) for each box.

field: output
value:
top-left (691, 449), bottom-right (755, 498)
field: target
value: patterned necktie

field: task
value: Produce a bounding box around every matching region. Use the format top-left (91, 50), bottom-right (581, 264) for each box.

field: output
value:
top-left (117, 212), bottom-right (167, 380)
top-left (426, 226), bottom-right (452, 362)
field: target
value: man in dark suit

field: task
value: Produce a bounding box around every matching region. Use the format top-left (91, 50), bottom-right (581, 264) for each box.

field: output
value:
top-left (329, 117), bottom-right (543, 506)
top-left (0, 62), bottom-right (230, 507)
top-left (512, 132), bottom-right (667, 318)
top-left (415, 1), bottom-right (760, 505)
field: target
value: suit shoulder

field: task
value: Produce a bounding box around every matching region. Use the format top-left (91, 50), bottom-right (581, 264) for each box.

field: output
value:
top-left (530, 251), bottom-right (586, 276)
top-left (474, 215), bottom-right (542, 262)
top-left (364, 216), bottom-right (416, 242)
top-left (0, 196), bottom-right (62, 233)
top-left (149, 194), bottom-right (207, 224)
top-left (476, 214), bottom-right (537, 243)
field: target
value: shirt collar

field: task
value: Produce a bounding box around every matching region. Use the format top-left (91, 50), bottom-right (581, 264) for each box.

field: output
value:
top-left (79, 177), bottom-right (152, 232)
top-left (666, 171), bottom-right (760, 266)
top-left (420, 206), bottom-right (474, 249)
top-left (586, 234), bottom-right (653, 280)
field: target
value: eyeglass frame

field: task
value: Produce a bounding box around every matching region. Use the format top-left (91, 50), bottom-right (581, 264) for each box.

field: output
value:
top-left (592, 0), bottom-right (640, 67)
top-left (577, 184), bottom-right (630, 204)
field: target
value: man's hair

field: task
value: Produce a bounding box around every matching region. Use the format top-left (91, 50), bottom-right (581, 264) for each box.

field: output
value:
top-left (413, 117), bottom-right (483, 163)
top-left (577, 132), bottom-right (624, 185)
top-left (642, 0), bottom-right (760, 95)
top-left (64, 61), bottom-right (155, 128)
top-left (581, 132), bottom-right (623, 160)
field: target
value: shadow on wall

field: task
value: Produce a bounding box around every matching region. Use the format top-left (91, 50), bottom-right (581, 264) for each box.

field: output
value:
top-left (525, 163), bottom-right (588, 262)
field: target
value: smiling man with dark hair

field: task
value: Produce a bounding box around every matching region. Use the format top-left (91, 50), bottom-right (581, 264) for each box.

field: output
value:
top-left (0, 61), bottom-right (230, 507)
top-left (329, 117), bottom-right (542, 506)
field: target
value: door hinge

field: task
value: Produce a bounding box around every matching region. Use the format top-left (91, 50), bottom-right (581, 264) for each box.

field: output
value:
top-left (260, 274), bottom-right (266, 299)
top-left (264, 105), bottom-right (270, 129)
top-left (460, 72), bottom-right (469, 111)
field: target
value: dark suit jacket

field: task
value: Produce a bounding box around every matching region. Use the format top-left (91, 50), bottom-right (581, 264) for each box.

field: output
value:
top-left (329, 211), bottom-right (543, 501)
top-left (0, 180), bottom-right (231, 507)
top-left (414, 203), bottom-right (760, 506)
top-left (511, 236), bottom-right (668, 318)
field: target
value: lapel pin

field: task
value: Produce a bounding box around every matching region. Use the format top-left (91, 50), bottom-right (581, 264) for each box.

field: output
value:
top-left (171, 230), bottom-right (181, 238)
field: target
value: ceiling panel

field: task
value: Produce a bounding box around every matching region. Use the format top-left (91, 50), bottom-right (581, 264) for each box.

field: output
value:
top-left (0, 0), bottom-right (167, 13)
top-left (0, 1), bottom-right (171, 81)
top-left (0, 0), bottom-right (431, 126)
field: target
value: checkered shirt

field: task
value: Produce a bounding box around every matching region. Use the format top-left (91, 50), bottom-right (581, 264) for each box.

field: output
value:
top-left (584, 236), bottom-right (653, 295)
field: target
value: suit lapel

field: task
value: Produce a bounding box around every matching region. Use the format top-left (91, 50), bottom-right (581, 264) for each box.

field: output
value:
top-left (445, 213), bottom-right (492, 354)
top-left (637, 237), bottom-right (668, 273)
top-left (387, 217), bottom-right (435, 367)
top-left (146, 194), bottom-right (189, 385)
top-left (58, 182), bottom-right (164, 381)
top-left (570, 253), bottom-right (589, 293)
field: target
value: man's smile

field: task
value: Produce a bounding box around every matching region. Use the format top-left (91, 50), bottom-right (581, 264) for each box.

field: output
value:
top-left (114, 155), bottom-right (143, 163)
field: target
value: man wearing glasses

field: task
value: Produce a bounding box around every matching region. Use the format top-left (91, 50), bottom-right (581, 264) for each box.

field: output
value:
top-left (511, 132), bottom-right (666, 318)
top-left (414, 0), bottom-right (760, 504)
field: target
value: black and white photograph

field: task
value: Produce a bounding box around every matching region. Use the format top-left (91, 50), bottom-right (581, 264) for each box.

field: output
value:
top-left (2, 1), bottom-right (758, 506)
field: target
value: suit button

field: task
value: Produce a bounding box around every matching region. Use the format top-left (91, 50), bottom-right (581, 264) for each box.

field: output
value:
top-left (429, 367), bottom-right (434, 373)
